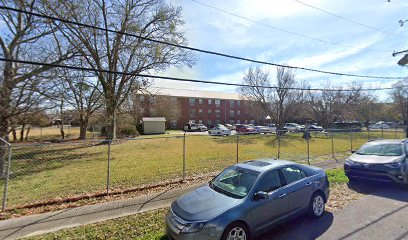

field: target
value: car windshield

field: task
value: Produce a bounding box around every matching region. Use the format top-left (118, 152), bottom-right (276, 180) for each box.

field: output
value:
top-left (219, 126), bottom-right (228, 130)
top-left (356, 143), bottom-right (403, 156)
top-left (210, 166), bottom-right (259, 199)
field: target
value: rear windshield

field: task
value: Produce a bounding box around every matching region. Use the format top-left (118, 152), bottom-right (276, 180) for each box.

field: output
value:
top-left (356, 143), bottom-right (403, 156)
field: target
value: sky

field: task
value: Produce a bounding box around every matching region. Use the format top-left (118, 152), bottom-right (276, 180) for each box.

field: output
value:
top-left (154, 0), bottom-right (408, 101)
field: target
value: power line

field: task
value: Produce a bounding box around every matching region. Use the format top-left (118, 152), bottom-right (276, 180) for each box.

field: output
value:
top-left (189, 0), bottom-right (393, 52)
top-left (293, 0), bottom-right (405, 38)
top-left (0, 5), bottom-right (405, 80)
top-left (0, 57), bottom-right (400, 92)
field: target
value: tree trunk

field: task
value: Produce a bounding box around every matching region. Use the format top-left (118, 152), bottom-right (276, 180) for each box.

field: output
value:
top-left (11, 128), bottom-right (17, 142)
top-left (0, 62), bottom-right (14, 141)
top-left (20, 123), bottom-right (25, 142)
top-left (25, 125), bottom-right (31, 141)
top-left (78, 115), bottom-right (88, 140)
top-left (106, 105), bottom-right (117, 140)
top-left (60, 124), bottom-right (65, 140)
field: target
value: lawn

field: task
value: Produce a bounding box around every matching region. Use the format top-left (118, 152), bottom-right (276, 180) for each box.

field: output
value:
top-left (1, 130), bottom-right (404, 210)
top-left (25, 168), bottom-right (350, 240)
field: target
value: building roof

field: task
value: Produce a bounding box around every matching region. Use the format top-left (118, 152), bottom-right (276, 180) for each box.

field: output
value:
top-left (142, 117), bottom-right (166, 122)
top-left (153, 88), bottom-right (246, 100)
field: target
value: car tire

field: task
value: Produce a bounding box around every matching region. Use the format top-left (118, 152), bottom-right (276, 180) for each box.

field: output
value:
top-left (308, 192), bottom-right (325, 218)
top-left (221, 222), bottom-right (251, 240)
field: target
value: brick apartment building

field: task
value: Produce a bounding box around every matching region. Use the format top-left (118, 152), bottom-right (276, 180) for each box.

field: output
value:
top-left (137, 89), bottom-right (266, 129)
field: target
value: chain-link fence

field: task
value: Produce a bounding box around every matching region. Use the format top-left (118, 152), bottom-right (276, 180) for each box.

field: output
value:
top-left (0, 127), bottom-right (405, 211)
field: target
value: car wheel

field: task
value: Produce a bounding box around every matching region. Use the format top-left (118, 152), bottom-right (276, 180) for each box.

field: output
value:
top-left (221, 222), bottom-right (251, 240)
top-left (308, 192), bottom-right (325, 218)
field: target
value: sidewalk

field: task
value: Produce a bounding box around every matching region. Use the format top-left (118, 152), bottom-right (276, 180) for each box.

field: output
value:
top-left (0, 159), bottom-right (343, 240)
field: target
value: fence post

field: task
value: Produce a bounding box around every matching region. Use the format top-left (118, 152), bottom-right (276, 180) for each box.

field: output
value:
top-left (395, 125), bottom-right (398, 139)
top-left (236, 134), bottom-right (239, 163)
top-left (106, 140), bottom-right (112, 195)
top-left (367, 127), bottom-right (370, 140)
top-left (1, 140), bottom-right (11, 212)
top-left (277, 130), bottom-right (281, 159)
top-left (306, 131), bottom-right (310, 165)
top-left (381, 128), bottom-right (384, 139)
top-left (40, 127), bottom-right (43, 142)
top-left (350, 128), bottom-right (353, 152)
top-left (183, 132), bottom-right (186, 181)
top-left (331, 128), bottom-right (338, 162)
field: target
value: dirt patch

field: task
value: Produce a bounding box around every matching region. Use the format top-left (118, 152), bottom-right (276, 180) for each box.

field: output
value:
top-left (326, 183), bottom-right (372, 212)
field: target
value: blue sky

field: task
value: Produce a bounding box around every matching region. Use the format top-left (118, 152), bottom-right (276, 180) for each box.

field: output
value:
top-left (156, 0), bottom-right (408, 100)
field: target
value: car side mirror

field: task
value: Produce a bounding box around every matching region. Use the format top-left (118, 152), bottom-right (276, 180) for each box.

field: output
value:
top-left (351, 150), bottom-right (356, 153)
top-left (253, 191), bottom-right (269, 201)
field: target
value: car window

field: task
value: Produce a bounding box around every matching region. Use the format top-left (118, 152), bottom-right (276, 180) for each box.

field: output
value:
top-left (255, 170), bottom-right (282, 193)
top-left (210, 167), bottom-right (259, 198)
top-left (356, 144), bottom-right (403, 156)
top-left (281, 167), bottom-right (307, 185)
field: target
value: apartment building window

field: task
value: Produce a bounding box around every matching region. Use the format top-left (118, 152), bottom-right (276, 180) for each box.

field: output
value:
top-left (199, 109), bottom-right (203, 114)
top-left (189, 98), bottom-right (195, 106)
top-left (215, 109), bottom-right (221, 118)
top-left (237, 120), bottom-right (241, 124)
top-left (216, 120), bottom-right (220, 124)
top-left (208, 120), bottom-right (212, 125)
top-left (189, 120), bottom-right (196, 124)
top-left (229, 110), bottom-right (235, 118)
top-left (140, 95), bottom-right (145, 102)
top-left (229, 120), bottom-right (235, 124)
top-left (199, 98), bottom-right (203, 104)
top-left (230, 100), bottom-right (235, 108)
top-left (208, 109), bottom-right (212, 115)
top-left (208, 99), bottom-right (212, 104)
top-left (237, 100), bottom-right (240, 107)
top-left (215, 99), bottom-right (221, 107)
top-left (150, 107), bottom-right (156, 116)
top-left (189, 109), bottom-right (195, 118)
top-left (199, 120), bottom-right (203, 124)
top-left (237, 110), bottom-right (240, 116)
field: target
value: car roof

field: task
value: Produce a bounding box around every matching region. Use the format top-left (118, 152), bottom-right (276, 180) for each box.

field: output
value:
top-left (235, 159), bottom-right (296, 172)
top-left (366, 139), bottom-right (407, 145)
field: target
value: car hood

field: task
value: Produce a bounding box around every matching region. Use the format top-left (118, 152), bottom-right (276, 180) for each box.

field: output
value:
top-left (350, 154), bottom-right (405, 164)
top-left (171, 185), bottom-right (240, 221)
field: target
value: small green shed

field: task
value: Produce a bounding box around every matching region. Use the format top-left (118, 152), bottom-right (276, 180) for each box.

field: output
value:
top-left (142, 117), bottom-right (166, 134)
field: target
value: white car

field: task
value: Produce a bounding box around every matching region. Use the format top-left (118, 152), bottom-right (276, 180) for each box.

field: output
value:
top-left (254, 126), bottom-right (273, 134)
top-left (208, 126), bottom-right (231, 136)
top-left (368, 123), bottom-right (390, 129)
top-left (267, 124), bottom-right (277, 133)
top-left (284, 123), bottom-right (305, 132)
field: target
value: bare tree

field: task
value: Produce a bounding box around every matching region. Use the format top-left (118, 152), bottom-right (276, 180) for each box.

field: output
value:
top-left (391, 80), bottom-right (408, 137)
top-left (0, 0), bottom-right (74, 140)
top-left (44, 0), bottom-right (195, 139)
top-left (239, 66), bottom-right (303, 130)
top-left (57, 69), bottom-right (102, 139)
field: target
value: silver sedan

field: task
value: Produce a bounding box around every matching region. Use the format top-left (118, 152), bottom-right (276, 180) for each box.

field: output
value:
top-left (166, 159), bottom-right (330, 240)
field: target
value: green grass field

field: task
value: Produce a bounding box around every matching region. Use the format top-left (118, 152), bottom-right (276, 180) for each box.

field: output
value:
top-left (25, 168), bottom-right (348, 240)
top-left (1, 130), bottom-right (404, 209)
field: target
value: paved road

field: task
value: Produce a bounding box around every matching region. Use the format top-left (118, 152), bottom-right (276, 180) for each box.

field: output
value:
top-left (259, 181), bottom-right (408, 240)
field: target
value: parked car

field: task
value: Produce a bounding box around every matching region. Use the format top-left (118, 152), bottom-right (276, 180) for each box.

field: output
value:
top-left (197, 124), bottom-right (208, 131)
top-left (306, 124), bottom-right (324, 132)
top-left (368, 123), bottom-right (390, 129)
top-left (236, 124), bottom-right (257, 134)
top-left (184, 123), bottom-right (207, 132)
top-left (166, 159), bottom-right (330, 240)
top-left (225, 124), bottom-right (236, 130)
top-left (267, 123), bottom-right (277, 133)
top-left (344, 139), bottom-right (408, 184)
top-left (284, 123), bottom-right (305, 132)
top-left (183, 123), bottom-right (199, 132)
top-left (208, 126), bottom-right (231, 136)
top-left (254, 126), bottom-right (273, 134)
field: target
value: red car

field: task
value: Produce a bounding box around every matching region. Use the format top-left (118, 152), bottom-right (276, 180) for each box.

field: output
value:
top-left (236, 124), bottom-right (257, 134)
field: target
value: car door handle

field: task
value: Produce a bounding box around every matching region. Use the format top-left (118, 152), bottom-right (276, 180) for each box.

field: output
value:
top-left (305, 182), bottom-right (312, 186)
top-left (278, 193), bottom-right (286, 199)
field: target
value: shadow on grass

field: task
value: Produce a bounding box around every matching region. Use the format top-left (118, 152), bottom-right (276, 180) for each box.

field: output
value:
top-left (9, 143), bottom-right (105, 179)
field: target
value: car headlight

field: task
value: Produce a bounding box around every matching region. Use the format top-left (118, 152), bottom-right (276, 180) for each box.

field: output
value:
top-left (181, 222), bottom-right (206, 233)
top-left (384, 162), bottom-right (401, 168)
top-left (345, 158), bottom-right (354, 164)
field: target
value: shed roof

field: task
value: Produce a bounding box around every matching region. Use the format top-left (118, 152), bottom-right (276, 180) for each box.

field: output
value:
top-left (142, 117), bottom-right (166, 122)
